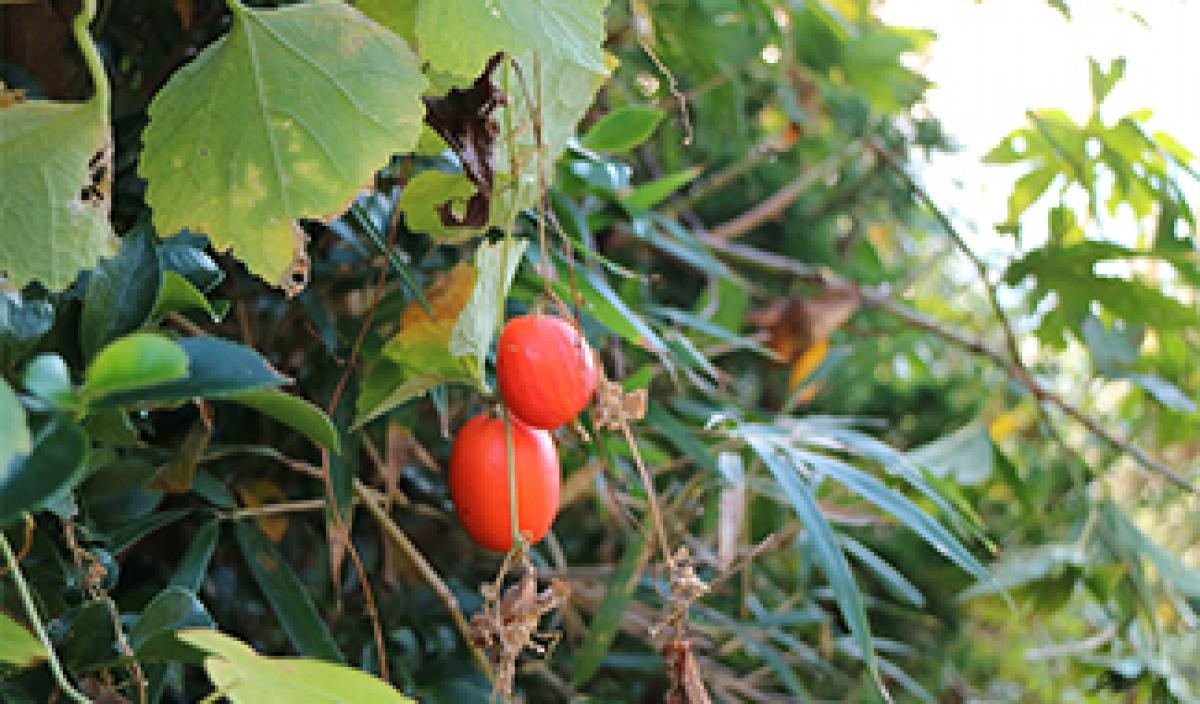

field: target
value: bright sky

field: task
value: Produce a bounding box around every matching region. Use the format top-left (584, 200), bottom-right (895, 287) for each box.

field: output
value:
top-left (876, 0), bottom-right (1200, 253)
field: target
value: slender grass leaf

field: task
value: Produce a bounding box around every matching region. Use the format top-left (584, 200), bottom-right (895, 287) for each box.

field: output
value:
top-left (572, 527), bottom-right (652, 686)
top-left (170, 520), bottom-right (221, 593)
top-left (234, 522), bottom-right (344, 663)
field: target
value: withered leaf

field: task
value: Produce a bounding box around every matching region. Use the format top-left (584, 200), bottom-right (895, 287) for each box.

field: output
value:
top-left (747, 283), bottom-right (860, 363)
top-left (663, 639), bottom-right (712, 704)
top-left (422, 52), bottom-right (507, 227)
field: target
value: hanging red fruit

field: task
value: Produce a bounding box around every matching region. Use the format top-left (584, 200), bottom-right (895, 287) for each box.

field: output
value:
top-left (496, 315), bottom-right (598, 430)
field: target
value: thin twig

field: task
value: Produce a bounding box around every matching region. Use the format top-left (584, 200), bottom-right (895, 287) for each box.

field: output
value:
top-left (706, 148), bottom-right (857, 241)
top-left (870, 139), bottom-right (1024, 368)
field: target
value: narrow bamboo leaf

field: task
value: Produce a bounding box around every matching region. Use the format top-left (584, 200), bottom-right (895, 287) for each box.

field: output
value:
top-left (169, 520), bottom-right (221, 593)
top-left (571, 528), bottom-right (651, 686)
top-left (644, 402), bottom-right (716, 473)
top-left (743, 435), bottom-right (877, 680)
top-left (839, 534), bottom-right (925, 607)
top-left (234, 522), bottom-right (344, 663)
top-left (792, 447), bottom-right (991, 584)
top-left (223, 389), bottom-right (341, 454)
top-left (623, 167), bottom-right (700, 210)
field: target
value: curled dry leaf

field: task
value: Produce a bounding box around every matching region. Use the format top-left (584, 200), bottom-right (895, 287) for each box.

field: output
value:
top-left (594, 379), bottom-right (648, 431)
top-left (662, 638), bottom-right (712, 704)
top-left (747, 282), bottom-right (861, 363)
top-left (422, 53), bottom-right (507, 227)
top-left (469, 564), bottom-right (570, 700)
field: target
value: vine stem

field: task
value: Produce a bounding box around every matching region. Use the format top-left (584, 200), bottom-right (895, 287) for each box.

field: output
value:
top-left (502, 407), bottom-right (523, 549)
top-left (1, 529), bottom-right (91, 704)
top-left (618, 421), bottom-right (675, 571)
top-left (73, 0), bottom-right (109, 110)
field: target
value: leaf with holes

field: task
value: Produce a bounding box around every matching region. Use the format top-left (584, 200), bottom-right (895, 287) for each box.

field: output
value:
top-left (140, 0), bottom-right (426, 288)
top-left (0, 97), bottom-right (117, 290)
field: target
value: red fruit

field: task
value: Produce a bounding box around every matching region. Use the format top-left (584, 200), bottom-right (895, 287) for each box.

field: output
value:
top-left (448, 413), bottom-right (560, 553)
top-left (496, 315), bottom-right (598, 430)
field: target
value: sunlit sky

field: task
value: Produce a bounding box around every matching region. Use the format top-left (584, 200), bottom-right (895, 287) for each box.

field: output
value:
top-left (876, 0), bottom-right (1200, 254)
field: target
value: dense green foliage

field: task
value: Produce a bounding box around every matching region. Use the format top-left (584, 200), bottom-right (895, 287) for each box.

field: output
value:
top-left (2, 0), bottom-right (1199, 702)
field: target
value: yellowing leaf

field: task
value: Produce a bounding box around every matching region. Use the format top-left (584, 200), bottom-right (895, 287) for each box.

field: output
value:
top-left (788, 337), bottom-right (829, 390)
top-left (140, 0), bottom-right (426, 288)
top-left (988, 409), bottom-right (1023, 442)
top-left (0, 98), bottom-right (117, 290)
top-left (237, 478), bottom-right (288, 543)
top-left (355, 239), bottom-right (527, 427)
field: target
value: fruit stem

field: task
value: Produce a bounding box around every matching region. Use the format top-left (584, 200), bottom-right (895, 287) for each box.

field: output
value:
top-left (502, 406), bottom-right (524, 550)
top-left (73, 0), bottom-right (109, 111)
top-left (1, 523), bottom-right (91, 704)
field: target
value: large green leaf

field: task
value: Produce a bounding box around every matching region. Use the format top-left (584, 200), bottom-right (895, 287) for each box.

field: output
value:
top-left (140, 0), bottom-right (426, 286)
top-left (0, 417), bottom-right (87, 528)
top-left (90, 337), bottom-right (289, 407)
top-left (81, 229), bottom-right (161, 359)
top-left (415, 0), bottom-right (607, 80)
top-left (0, 613), bottom-right (43, 670)
top-left (0, 377), bottom-right (30, 471)
top-left (177, 629), bottom-right (413, 703)
top-left (0, 97), bottom-right (116, 290)
top-left (234, 522), bottom-right (343, 663)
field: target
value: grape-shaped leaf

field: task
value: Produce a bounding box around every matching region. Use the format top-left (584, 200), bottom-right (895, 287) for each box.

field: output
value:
top-left (140, 0), bottom-right (426, 289)
top-left (415, 0), bottom-right (607, 81)
top-left (0, 97), bottom-right (117, 290)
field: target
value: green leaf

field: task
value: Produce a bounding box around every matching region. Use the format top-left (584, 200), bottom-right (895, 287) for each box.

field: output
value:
top-left (791, 448), bottom-right (991, 585)
top-left (582, 106), bottom-right (664, 152)
top-left (234, 522), bottom-right (344, 663)
top-left (159, 233), bottom-right (224, 293)
top-left (1096, 501), bottom-right (1200, 598)
top-left (91, 337), bottom-right (289, 407)
top-left (1089, 56), bottom-right (1126, 104)
top-left (60, 600), bottom-right (118, 668)
top-left (150, 271), bottom-right (219, 322)
top-left (743, 434), bottom-right (878, 681)
top-left (0, 97), bottom-right (117, 290)
top-left (140, 0), bottom-right (426, 286)
top-left (170, 520), bottom-right (221, 593)
top-left (644, 403), bottom-right (716, 473)
top-left (1003, 166), bottom-right (1058, 227)
top-left (356, 239), bottom-right (526, 426)
top-left (81, 229), bottom-right (162, 359)
top-left (83, 333), bottom-right (189, 404)
top-left (571, 527), bottom-right (651, 686)
top-left (397, 170), bottom-right (481, 242)
top-left (449, 238), bottom-right (526, 378)
top-left (1123, 373), bottom-right (1197, 413)
top-left (356, 0), bottom-right (417, 46)
top-left (905, 422), bottom-right (994, 486)
top-left (23, 354), bottom-right (75, 408)
top-left (623, 167), bottom-right (701, 211)
top-left (840, 535), bottom-right (924, 607)
top-left (130, 587), bottom-right (215, 653)
top-left (0, 613), bottom-right (44, 670)
top-left (223, 389), bottom-right (341, 453)
top-left (416, 0), bottom-right (607, 80)
top-left (0, 417), bottom-right (87, 528)
top-left (0, 377), bottom-right (30, 471)
top-left (177, 629), bottom-right (413, 703)
top-left (0, 296), bottom-right (54, 371)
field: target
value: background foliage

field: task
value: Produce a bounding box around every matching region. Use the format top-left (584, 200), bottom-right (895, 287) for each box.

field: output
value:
top-left (2, 0), bottom-right (1199, 702)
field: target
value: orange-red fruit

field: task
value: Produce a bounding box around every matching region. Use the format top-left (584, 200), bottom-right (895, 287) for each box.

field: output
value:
top-left (448, 413), bottom-right (560, 553)
top-left (496, 315), bottom-right (598, 430)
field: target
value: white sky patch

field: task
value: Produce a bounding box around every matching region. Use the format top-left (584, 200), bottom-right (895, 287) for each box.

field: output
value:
top-left (876, 0), bottom-right (1200, 259)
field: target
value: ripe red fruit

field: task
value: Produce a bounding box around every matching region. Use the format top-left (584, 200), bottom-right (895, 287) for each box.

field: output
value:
top-left (496, 315), bottom-right (598, 430)
top-left (448, 413), bottom-right (560, 553)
